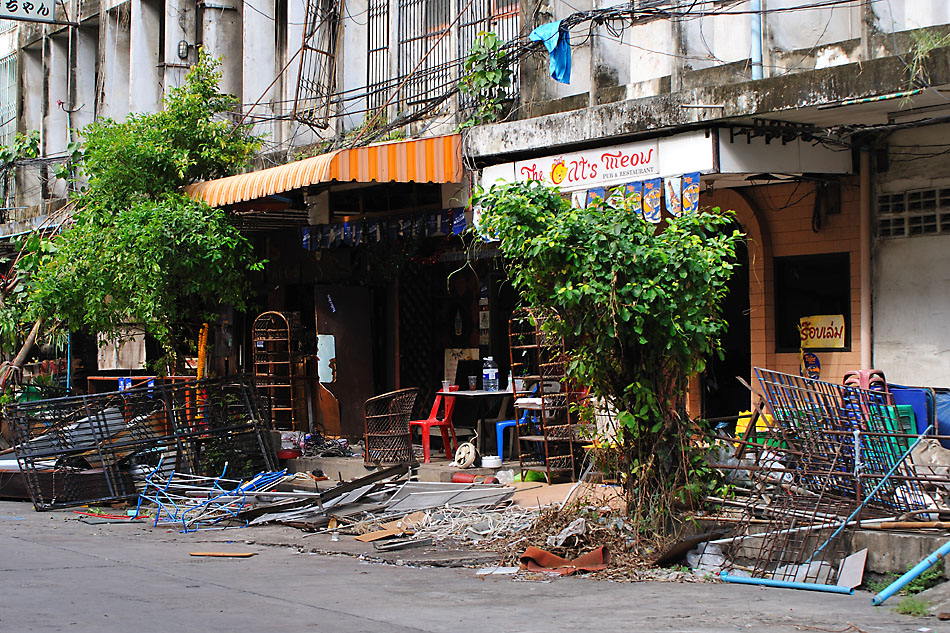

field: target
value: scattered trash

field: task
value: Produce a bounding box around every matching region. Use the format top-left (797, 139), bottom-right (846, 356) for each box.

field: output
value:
top-left (476, 566), bottom-right (520, 575)
top-left (546, 517), bottom-right (586, 548)
top-left (373, 537), bottom-right (433, 551)
top-left (685, 542), bottom-right (725, 573)
top-left (8, 376), bottom-right (275, 511)
top-left (519, 545), bottom-right (609, 576)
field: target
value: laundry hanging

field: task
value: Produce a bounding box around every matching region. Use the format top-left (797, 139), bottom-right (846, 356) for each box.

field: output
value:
top-left (529, 20), bottom-right (572, 84)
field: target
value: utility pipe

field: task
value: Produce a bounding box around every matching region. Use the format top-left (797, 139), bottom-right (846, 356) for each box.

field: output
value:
top-left (859, 150), bottom-right (872, 369)
top-left (66, 332), bottom-right (71, 391)
top-left (719, 571), bottom-right (854, 594)
top-left (871, 540), bottom-right (950, 606)
top-left (750, 0), bottom-right (763, 80)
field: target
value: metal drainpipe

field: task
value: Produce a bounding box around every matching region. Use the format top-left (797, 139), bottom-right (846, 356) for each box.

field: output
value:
top-left (750, 0), bottom-right (763, 80)
top-left (860, 150), bottom-right (872, 369)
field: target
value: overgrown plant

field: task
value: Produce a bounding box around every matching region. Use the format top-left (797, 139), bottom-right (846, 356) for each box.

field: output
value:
top-left (473, 181), bottom-right (742, 545)
top-left (8, 51), bottom-right (263, 373)
top-left (459, 31), bottom-right (512, 129)
top-left (0, 130), bottom-right (39, 208)
top-left (905, 29), bottom-right (950, 92)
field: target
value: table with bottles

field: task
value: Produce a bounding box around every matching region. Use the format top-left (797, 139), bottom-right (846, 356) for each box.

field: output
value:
top-left (436, 388), bottom-right (513, 455)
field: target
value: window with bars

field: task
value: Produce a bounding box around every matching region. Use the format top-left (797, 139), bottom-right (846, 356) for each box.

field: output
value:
top-left (366, 0), bottom-right (519, 119)
top-left (877, 188), bottom-right (950, 238)
top-left (458, 0), bottom-right (519, 109)
top-left (293, 0), bottom-right (342, 130)
top-left (0, 19), bottom-right (15, 33)
top-left (0, 52), bottom-right (16, 209)
top-left (367, 0), bottom-right (390, 112)
top-left (0, 52), bottom-right (14, 147)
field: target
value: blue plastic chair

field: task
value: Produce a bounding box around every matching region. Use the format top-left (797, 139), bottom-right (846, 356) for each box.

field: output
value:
top-left (495, 410), bottom-right (529, 460)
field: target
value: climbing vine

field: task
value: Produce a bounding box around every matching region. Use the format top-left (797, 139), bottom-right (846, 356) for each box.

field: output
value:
top-left (458, 31), bottom-right (512, 129)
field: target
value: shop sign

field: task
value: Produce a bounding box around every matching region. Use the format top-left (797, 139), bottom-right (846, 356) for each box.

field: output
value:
top-left (799, 315), bottom-right (846, 349)
top-left (0, 0), bottom-right (55, 23)
top-left (512, 140), bottom-right (659, 190)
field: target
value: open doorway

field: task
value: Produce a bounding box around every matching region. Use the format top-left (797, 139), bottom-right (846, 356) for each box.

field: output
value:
top-left (702, 233), bottom-right (751, 420)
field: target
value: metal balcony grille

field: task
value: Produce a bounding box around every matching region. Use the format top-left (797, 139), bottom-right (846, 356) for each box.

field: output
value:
top-left (458, 0), bottom-right (519, 108)
top-left (367, 0), bottom-right (391, 112)
top-left (293, 0), bottom-right (342, 129)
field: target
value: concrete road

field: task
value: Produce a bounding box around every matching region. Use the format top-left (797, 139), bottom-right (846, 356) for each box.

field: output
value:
top-left (0, 500), bottom-right (937, 633)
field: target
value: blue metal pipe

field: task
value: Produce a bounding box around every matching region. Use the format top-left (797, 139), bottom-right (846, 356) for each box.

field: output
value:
top-left (66, 332), bottom-right (71, 391)
top-left (750, 0), bottom-right (763, 80)
top-left (871, 540), bottom-right (950, 606)
top-left (720, 571), bottom-right (854, 594)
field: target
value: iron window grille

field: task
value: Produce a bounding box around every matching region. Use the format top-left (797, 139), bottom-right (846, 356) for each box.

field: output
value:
top-left (367, 0), bottom-right (520, 120)
top-left (294, 0), bottom-right (342, 130)
top-left (457, 0), bottom-right (519, 109)
top-left (0, 52), bottom-right (17, 210)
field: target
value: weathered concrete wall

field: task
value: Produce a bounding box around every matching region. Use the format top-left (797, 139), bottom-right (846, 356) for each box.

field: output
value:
top-left (162, 0), bottom-right (195, 94)
top-left (469, 54), bottom-right (936, 159)
top-left (339, 0), bottom-right (367, 133)
top-left (129, 0), bottom-right (162, 114)
top-left (243, 0), bottom-right (278, 140)
top-left (874, 234), bottom-right (950, 386)
top-left (202, 4), bottom-right (242, 99)
top-left (873, 124), bottom-right (950, 385)
top-left (101, 5), bottom-right (131, 120)
top-left (874, 1), bottom-right (950, 33)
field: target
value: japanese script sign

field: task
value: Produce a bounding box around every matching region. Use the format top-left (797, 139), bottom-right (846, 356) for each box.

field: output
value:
top-left (1, 0), bottom-right (55, 23)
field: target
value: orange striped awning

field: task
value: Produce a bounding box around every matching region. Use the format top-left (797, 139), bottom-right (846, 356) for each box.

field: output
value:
top-left (185, 134), bottom-right (463, 208)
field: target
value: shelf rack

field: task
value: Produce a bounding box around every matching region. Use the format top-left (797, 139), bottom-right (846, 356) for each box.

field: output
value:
top-left (252, 311), bottom-right (307, 431)
top-left (508, 308), bottom-right (579, 482)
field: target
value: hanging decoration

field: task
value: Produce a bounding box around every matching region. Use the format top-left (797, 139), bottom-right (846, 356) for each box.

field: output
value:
top-left (301, 207), bottom-right (467, 251)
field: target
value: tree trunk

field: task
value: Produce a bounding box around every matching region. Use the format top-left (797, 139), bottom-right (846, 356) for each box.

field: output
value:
top-left (0, 317), bottom-right (43, 391)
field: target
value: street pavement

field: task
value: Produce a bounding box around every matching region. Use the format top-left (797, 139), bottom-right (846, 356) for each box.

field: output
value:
top-left (0, 500), bottom-right (939, 632)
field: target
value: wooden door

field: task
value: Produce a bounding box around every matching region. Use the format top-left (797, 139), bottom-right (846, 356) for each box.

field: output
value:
top-left (314, 285), bottom-right (375, 438)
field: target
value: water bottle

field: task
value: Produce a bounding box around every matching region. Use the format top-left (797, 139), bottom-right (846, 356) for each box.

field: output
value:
top-left (482, 356), bottom-right (499, 392)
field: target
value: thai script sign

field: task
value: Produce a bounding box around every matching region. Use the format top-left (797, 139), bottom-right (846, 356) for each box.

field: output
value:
top-left (1, 0), bottom-right (54, 22)
top-left (512, 140), bottom-right (659, 190)
top-left (800, 315), bottom-right (846, 349)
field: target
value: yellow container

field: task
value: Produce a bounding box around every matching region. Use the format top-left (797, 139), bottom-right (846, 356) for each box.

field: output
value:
top-left (735, 410), bottom-right (778, 447)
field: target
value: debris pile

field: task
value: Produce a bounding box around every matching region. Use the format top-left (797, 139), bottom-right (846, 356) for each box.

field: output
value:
top-left (6, 376), bottom-right (275, 511)
top-left (699, 368), bottom-right (950, 592)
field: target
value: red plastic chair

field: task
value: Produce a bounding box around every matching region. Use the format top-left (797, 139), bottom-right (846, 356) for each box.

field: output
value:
top-left (410, 385), bottom-right (460, 463)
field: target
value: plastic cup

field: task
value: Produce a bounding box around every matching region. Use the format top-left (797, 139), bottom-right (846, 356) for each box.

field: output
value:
top-left (441, 380), bottom-right (451, 392)
top-left (468, 376), bottom-right (477, 390)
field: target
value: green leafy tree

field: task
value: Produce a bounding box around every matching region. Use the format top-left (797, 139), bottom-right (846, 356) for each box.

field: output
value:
top-left (473, 181), bottom-right (742, 543)
top-left (4, 51), bottom-right (262, 377)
